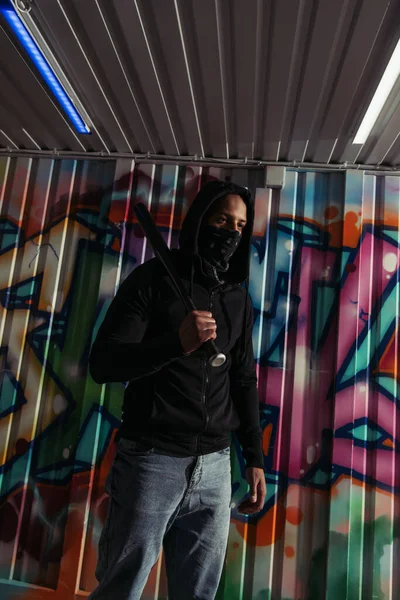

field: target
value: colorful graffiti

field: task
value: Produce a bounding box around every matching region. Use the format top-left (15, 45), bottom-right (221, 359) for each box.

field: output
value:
top-left (0, 158), bottom-right (399, 599)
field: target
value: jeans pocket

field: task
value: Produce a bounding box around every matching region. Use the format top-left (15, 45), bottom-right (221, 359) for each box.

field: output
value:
top-left (108, 441), bottom-right (154, 508)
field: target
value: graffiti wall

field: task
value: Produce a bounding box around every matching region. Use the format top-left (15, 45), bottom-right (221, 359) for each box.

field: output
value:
top-left (0, 157), bottom-right (399, 600)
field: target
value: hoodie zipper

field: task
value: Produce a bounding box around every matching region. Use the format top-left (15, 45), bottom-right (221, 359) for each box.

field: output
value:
top-left (195, 290), bottom-right (214, 453)
top-left (195, 359), bottom-right (209, 454)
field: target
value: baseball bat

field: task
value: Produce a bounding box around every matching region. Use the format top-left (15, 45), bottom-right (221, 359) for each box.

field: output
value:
top-left (134, 203), bottom-right (226, 368)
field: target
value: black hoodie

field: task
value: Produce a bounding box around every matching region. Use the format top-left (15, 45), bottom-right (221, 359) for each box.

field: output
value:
top-left (89, 181), bottom-right (264, 468)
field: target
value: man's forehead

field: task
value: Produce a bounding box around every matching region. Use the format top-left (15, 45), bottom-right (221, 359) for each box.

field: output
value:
top-left (212, 194), bottom-right (247, 215)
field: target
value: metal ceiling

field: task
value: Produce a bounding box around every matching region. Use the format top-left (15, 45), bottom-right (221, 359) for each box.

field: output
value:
top-left (1, 0), bottom-right (400, 167)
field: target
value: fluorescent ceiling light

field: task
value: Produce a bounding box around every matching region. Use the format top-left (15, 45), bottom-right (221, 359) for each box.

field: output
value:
top-left (353, 37), bottom-right (400, 144)
top-left (0, 2), bottom-right (91, 134)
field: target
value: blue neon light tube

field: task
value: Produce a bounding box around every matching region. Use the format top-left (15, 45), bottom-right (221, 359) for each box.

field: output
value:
top-left (0, 3), bottom-right (90, 134)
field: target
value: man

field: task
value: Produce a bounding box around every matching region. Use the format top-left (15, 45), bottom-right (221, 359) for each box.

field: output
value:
top-left (89, 181), bottom-right (266, 600)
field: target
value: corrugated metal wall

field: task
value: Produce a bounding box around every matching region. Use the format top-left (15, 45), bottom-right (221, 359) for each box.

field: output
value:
top-left (0, 157), bottom-right (399, 600)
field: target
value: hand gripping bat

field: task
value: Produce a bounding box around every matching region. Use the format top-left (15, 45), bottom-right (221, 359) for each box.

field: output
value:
top-left (134, 203), bottom-right (226, 368)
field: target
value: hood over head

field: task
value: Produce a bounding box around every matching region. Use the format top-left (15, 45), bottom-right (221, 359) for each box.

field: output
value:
top-left (179, 181), bottom-right (254, 284)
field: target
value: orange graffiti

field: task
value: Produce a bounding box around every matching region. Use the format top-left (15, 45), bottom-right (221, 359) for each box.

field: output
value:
top-left (383, 438), bottom-right (395, 448)
top-left (324, 206), bottom-right (361, 248)
top-left (330, 485), bottom-right (340, 497)
top-left (234, 502), bottom-right (287, 547)
top-left (378, 329), bottom-right (399, 376)
top-left (343, 211), bottom-right (361, 247)
top-left (286, 506), bottom-right (304, 526)
top-left (324, 206), bottom-right (339, 220)
top-left (262, 423), bottom-right (273, 456)
top-left (285, 546), bottom-right (295, 558)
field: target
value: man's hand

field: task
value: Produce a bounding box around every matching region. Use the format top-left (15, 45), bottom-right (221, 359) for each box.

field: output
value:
top-left (237, 467), bottom-right (266, 515)
top-left (179, 311), bottom-right (217, 355)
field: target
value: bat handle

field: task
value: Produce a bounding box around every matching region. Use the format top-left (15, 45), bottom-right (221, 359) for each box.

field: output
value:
top-left (206, 340), bottom-right (226, 368)
top-left (185, 299), bottom-right (226, 367)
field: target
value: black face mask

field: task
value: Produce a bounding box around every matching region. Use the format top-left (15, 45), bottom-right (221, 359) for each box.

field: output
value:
top-left (198, 225), bottom-right (241, 272)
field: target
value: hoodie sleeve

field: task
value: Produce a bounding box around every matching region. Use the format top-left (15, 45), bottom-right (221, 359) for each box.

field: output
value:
top-left (229, 294), bottom-right (264, 469)
top-left (89, 266), bottom-right (184, 384)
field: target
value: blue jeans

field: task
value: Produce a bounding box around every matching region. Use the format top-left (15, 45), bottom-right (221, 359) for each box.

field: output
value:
top-left (89, 438), bottom-right (232, 600)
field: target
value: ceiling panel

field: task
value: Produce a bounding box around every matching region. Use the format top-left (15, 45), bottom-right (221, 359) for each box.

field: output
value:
top-left (183, 0), bottom-right (228, 158)
top-left (144, 0), bottom-right (203, 155)
top-left (259, 0), bottom-right (301, 160)
top-left (286, 0), bottom-right (349, 161)
top-left (0, 0), bottom-right (400, 167)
